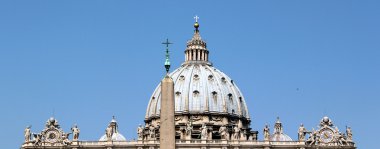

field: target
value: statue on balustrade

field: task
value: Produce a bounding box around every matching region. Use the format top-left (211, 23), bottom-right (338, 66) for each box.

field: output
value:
top-left (306, 128), bottom-right (318, 145)
top-left (219, 125), bottom-right (228, 140)
top-left (71, 124), bottom-right (80, 141)
top-left (148, 124), bottom-right (156, 140)
top-left (263, 124), bottom-right (270, 141)
top-left (200, 123), bottom-right (208, 140)
top-left (346, 126), bottom-right (353, 141)
top-left (298, 123), bottom-right (306, 141)
top-left (24, 126), bottom-right (31, 143)
top-left (185, 121), bottom-right (193, 138)
top-left (137, 124), bottom-right (144, 140)
top-left (105, 124), bottom-right (113, 141)
top-left (233, 126), bottom-right (240, 140)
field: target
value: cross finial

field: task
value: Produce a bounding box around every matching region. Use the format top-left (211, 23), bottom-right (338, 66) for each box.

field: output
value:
top-left (162, 38), bottom-right (172, 73)
top-left (162, 38), bottom-right (172, 47)
top-left (194, 15), bottom-right (199, 22)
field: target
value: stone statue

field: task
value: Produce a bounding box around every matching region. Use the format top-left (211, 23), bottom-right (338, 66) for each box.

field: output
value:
top-left (137, 124), bottom-right (144, 140)
top-left (62, 133), bottom-right (71, 145)
top-left (24, 126), bottom-right (31, 143)
top-left (219, 125), bottom-right (228, 140)
top-left (185, 121), bottom-right (193, 136)
top-left (337, 133), bottom-right (346, 146)
top-left (71, 124), bottom-right (80, 141)
top-left (106, 124), bottom-right (113, 141)
top-left (346, 126), bottom-right (352, 141)
top-left (200, 123), bottom-right (208, 140)
top-left (233, 126), bottom-right (240, 140)
top-left (307, 128), bottom-right (317, 145)
top-left (149, 124), bottom-right (156, 139)
top-left (33, 133), bottom-right (42, 146)
top-left (263, 124), bottom-right (270, 141)
top-left (298, 123), bottom-right (306, 141)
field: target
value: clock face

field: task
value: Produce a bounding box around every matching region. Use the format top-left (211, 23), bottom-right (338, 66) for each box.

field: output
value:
top-left (45, 130), bottom-right (60, 143)
top-left (320, 129), bottom-right (334, 143)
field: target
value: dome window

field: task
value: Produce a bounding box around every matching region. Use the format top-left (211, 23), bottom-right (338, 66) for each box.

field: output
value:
top-left (239, 97), bottom-right (243, 103)
top-left (221, 77), bottom-right (226, 83)
top-left (193, 74), bottom-right (199, 80)
top-left (193, 90), bottom-right (199, 96)
top-left (208, 75), bottom-right (214, 80)
top-left (228, 93), bottom-right (233, 103)
top-left (212, 91), bottom-right (218, 103)
top-left (179, 75), bottom-right (185, 81)
top-left (175, 91), bottom-right (181, 96)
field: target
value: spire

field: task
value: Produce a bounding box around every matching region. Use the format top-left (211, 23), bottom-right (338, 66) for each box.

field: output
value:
top-left (184, 16), bottom-right (211, 65)
top-left (162, 38), bottom-right (172, 73)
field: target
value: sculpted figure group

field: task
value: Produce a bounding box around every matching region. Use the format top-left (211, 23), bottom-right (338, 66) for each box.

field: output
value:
top-left (23, 120), bottom-right (80, 146)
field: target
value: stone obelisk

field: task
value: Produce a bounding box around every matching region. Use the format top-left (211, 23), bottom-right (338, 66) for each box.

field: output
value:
top-left (160, 39), bottom-right (175, 149)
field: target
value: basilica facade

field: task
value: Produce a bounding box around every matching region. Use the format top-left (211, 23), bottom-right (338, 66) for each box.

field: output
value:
top-left (21, 18), bottom-right (356, 149)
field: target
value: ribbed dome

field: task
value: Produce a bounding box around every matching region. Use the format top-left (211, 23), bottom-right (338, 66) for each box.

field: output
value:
top-left (99, 133), bottom-right (126, 141)
top-left (270, 133), bottom-right (293, 141)
top-left (145, 64), bottom-right (249, 120)
top-left (143, 19), bottom-right (256, 141)
top-left (99, 117), bottom-right (126, 141)
top-left (270, 117), bottom-right (292, 141)
top-left (145, 19), bottom-right (250, 121)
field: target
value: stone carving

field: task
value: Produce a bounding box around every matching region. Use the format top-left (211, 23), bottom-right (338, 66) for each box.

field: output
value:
top-left (337, 133), bottom-right (347, 146)
top-left (263, 124), bottom-right (270, 141)
top-left (306, 128), bottom-right (318, 145)
top-left (305, 116), bottom-right (353, 146)
top-left (137, 124), bottom-right (144, 140)
top-left (200, 123), bottom-right (208, 140)
top-left (62, 133), bottom-right (71, 145)
top-left (298, 123), bottom-right (306, 141)
top-left (71, 124), bottom-right (80, 141)
top-left (24, 126), bottom-right (31, 143)
top-left (175, 116), bottom-right (183, 121)
top-left (46, 117), bottom-right (59, 128)
top-left (33, 133), bottom-right (42, 146)
top-left (346, 126), bottom-right (352, 141)
top-left (185, 121), bottom-right (193, 136)
top-left (148, 124), bottom-right (156, 140)
top-left (219, 125), bottom-right (228, 140)
top-left (191, 115), bottom-right (202, 121)
top-left (211, 116), bottom-right (222, 122)
top-left (106, 124), bottom-right (113, 141)
top-left (233, 126), bottom-right (240, 140)
top-left (320, 116), bottom-right (333, 127)
top-left (27, 117), bottom-right (72, 146)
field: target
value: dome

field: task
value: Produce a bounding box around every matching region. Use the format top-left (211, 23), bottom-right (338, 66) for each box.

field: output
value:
top-left (99, 116), bottom-right (126, 141)
top-left (143, 19), bottom-right (256, 141)
top-left (99, 133), bottom-right (126, 141)
top-left (145, 64), bottom-right (249, 119)
top-left (270, 133), bottom-right (293, 141)
top-left (270, 117), bottom-right (292, 141)
top-left (145, 20), bottom-right (249, 120)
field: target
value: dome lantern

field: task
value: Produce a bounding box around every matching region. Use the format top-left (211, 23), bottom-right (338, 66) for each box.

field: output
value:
top-left (184, 16), bottom-right (211, 65)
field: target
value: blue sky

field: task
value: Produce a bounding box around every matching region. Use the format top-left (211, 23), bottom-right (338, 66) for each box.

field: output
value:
top-left (0, 0), bottom-right (379, 148)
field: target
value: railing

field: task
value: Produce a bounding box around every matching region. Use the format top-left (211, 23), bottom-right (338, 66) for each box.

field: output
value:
top-left (23, 140), bottom-right (355, 148)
